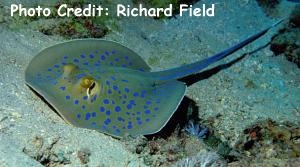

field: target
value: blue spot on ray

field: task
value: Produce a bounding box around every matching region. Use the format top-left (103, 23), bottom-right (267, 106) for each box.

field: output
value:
top-left (65, 95), bottom-right (70, 100)
top-left (91, 95), bottom-right (97, 102)
top-left (82, 96), bottom-right (88, 100)
top-left (117, 117), bottom-right (125, 122)
top-left (127, 104), bottom-right (132, 109)
top-left (104, 118), bottom-right (111, 125)
top-left (103, 99), bottom-right (109, 104)
top-left (99, 106), bottom-right (105, 112)
top-left (144, 109), bottom-right (151, 114)
top-left (115, 106), bottom-right (121, 112)
top-left (85, 113), bottom-right (91, 120)
top-left (133, 92), bottom-right (139, 97)
top-left (129, 100), bottom-right (136, 104)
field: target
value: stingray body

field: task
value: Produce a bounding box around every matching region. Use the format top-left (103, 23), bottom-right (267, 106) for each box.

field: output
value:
top-left (25, 20), bottom-right (282, 138)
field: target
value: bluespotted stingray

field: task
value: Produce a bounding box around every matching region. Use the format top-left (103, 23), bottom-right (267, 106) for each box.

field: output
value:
top-left (25, 20), bottom-right (283, 138)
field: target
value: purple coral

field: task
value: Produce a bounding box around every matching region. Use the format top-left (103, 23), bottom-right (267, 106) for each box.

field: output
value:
top-left (184, 120), bottom-right (209, 139)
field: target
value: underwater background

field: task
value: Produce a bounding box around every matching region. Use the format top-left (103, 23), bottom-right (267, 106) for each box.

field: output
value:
top-left (0, 0), bottom-right (299, 166)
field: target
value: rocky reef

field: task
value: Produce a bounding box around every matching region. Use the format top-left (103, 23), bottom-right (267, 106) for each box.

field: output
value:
top-left (270, 5), bottom-right (300, 67)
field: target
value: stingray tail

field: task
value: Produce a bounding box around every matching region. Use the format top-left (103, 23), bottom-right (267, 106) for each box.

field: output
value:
top-left (152, 19), bottom-right (285, 82)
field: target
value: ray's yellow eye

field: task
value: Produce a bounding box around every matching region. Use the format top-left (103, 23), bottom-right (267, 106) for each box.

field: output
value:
top-left (80, 76), bottom-right (100, 97)
top-left (80, 76), bottom-right (94, 88)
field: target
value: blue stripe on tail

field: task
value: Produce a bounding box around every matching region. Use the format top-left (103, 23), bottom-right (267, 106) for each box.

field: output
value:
top-left (153, 19), bottom-right (284, 81)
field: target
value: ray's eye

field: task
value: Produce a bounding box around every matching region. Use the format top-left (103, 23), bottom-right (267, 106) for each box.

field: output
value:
top-left (79, 76), bottom-right (100, 97)
top-left (87, 81), bottom-right (96, 96)
top-left (80, 76), bottom-right (94, 88)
